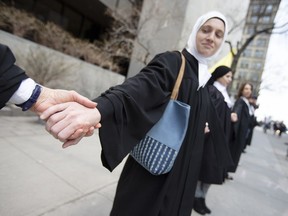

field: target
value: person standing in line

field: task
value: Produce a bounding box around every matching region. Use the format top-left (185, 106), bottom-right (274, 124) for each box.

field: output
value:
top-left (228, 82), bottom-right (254, 173)
top-left (41, 11), bottom-right (229, 216)
top-left (193, 65), bottom-right (237, 215)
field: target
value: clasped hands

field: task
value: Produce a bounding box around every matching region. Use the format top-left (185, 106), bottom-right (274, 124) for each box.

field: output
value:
top-left (33, 87), bottom-right (101, 148)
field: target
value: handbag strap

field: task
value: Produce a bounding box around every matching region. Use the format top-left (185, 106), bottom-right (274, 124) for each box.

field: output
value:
top-left (171, 53), bottom-right (186, 100)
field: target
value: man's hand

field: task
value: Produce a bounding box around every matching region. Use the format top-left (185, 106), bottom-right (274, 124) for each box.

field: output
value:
top-left (31, 87), bottom-right (96, 115)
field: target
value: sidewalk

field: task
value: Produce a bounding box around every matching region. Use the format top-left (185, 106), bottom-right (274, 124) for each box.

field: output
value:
top-left (199, 126), bottom-right (288, 216)
top-left (0, 116), bottom-right (288, 216)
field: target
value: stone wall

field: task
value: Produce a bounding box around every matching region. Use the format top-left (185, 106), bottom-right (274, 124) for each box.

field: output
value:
top-left (0, 30), bottom-right (125, 116)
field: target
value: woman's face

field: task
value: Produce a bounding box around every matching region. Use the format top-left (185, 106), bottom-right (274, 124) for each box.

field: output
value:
top-left (242, 84), bottom-right (252, 98)
top-left (217, 71), bottom-right (233, 87)
top-left (196, 18), bottom-right (225, 57)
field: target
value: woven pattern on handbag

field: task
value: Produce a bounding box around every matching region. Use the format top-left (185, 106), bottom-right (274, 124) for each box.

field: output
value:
top-left (131, 135), bottom-right (178, 175)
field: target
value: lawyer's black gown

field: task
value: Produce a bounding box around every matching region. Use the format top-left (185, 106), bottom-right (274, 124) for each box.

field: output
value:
top-left (94, 49), bottom-right (219, 216)
top-left (228, 97), bottom-right (251, 172)
top-left (198, 85), bottom-right (234, 184)
top-left (0, 44), bottom-right (28, 109)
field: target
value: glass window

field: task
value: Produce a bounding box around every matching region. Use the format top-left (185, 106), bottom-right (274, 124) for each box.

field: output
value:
top-left (256, 62), bottom-right (262, 70)
top-left (235, 71), bottom-right (245, 80)
top-left (63, 7), bottom-right (82, 36)
top-left (262, 16), bottom-right (270, 23)
top-left (250, 16), bottom-right (258, 24)
top-left (240, 60), bottom-right (249, 69)
top-left (250, 73), bottom-right (259, 82)
top-left (246, 26), bottom-right (255, 35)
top-left (243, 49), bottom-right (252, 57)
top-left (254, 50), bottom-right (264, 58)
top-left (251, 62), bottom-right (263, 70)
top-left (251, 5), bottom-right (260, 13)
top-left (266, 5), bottom-right (273, 13)
top-left (256, 38), bottom-right (267, 46)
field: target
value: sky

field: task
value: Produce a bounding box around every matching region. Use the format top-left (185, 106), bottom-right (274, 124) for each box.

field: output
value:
top-left (254, 0), bottom-right (288, 125)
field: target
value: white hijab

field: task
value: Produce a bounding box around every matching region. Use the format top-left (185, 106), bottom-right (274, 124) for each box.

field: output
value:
top-left (186, 11), bottom-right (228, 90)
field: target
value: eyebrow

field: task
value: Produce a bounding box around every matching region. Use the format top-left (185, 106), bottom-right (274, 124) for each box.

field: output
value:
top-left (201, 25), bottom-right (224, 33)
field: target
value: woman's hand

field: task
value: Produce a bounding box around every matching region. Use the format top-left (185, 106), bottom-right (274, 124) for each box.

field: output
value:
top-left (41, 102), bottom-right (101, 148)
top-left (231, 112), bottom-right (238, 122)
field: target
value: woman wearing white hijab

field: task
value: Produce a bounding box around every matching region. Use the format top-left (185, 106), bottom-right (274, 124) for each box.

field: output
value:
top-left (42, 11), bottom-right (228, 216)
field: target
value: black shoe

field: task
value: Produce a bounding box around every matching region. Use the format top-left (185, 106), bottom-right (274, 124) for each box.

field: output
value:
top-left (225, 174), bottom-right (233, 180)
top-left (202, 198), bottom-right (211, 214)
top-left (193, 198), bottom-right (206, 215)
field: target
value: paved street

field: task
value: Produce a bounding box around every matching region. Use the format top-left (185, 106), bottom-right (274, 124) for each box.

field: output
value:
top-left (0, 115), bottom-right (288, 216)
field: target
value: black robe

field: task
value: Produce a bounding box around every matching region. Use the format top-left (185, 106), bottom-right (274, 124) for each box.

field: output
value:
top-left (0, 44), bottom-right (28, 109)
top-left (94, 49), bottom-right (217, 216)
top-left (228, 97), bottom-right (251, 172)
top-left (198, 85), bottom-right (234, 184)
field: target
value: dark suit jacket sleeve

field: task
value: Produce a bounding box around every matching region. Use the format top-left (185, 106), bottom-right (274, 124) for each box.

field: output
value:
top-left (0, 44), bottom-right (29, 109)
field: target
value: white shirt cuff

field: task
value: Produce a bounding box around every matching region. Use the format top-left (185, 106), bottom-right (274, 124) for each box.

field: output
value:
top-left (8, 78), bottom-right (36, 104)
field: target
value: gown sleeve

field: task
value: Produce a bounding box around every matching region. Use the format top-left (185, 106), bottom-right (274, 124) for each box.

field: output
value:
top-left (94, 51), bottom-right (183, 171)
top-left (0, 44), bottom-right (29, 109)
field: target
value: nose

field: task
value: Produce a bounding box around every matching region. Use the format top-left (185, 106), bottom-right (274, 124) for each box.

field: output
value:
top-left (206, 32), bottom-right (215, 42)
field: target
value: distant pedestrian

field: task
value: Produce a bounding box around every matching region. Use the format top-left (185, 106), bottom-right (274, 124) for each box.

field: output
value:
top-left (263, 116), bottom-right (271, 133)
top-left (278, 121), bottom-right (287, 137)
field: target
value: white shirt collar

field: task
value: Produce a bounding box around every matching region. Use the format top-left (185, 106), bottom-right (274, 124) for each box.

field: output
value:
top-left (213, 81), bottom-right (232, 108)
top-left (198, 63), bottom-right (211, 90)
top-left (241, 96), bottom-right (254, 115)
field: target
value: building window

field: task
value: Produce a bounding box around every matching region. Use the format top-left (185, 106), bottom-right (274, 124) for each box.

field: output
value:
top-left (240, 61), bottom-right (249, 69)
top-left (243, 49), bottom-right (252, 57)
top-left (261, 16), bottom-right (271, 23)
top-left (266, 4), bottom-right (273, 13)
top-left (235, 71), bottom-right (246, 80)
top-left (256, 38), bottom-right (267, 46)
top-left (250, 73), bottom-right (259, 82)
top-left (62, 7), bottom-right (82, 36)
top-left (246, 26), bottom-right (255, 35)
top-left (251, 4), bottom-right (260, 13)
top-left (255, 62), bottom-right (262, 70)
top-left (251, 62), bottom-right (263, 70)
top-left (250, 16), bottom-right (258, 24)
top-left (254, 50), bottom-right (264, 58)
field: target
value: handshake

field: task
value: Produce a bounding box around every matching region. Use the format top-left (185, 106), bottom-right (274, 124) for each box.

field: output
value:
top-left (32, 86), bottom-right (102, 148)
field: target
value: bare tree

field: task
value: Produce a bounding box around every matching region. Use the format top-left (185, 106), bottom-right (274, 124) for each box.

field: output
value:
top-left (20, 46), bottom-right (76, 88)
top-left (226, 4), bottom-right (288, 75)
top-left (99, 0), bottom-right (143, 75)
